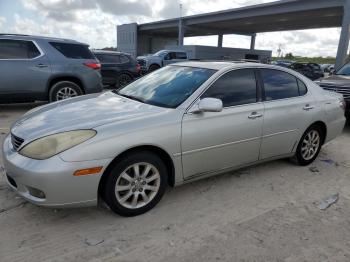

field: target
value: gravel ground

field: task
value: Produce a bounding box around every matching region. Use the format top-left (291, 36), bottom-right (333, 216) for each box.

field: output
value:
top-left (0, 103), bottom-right (350, 262)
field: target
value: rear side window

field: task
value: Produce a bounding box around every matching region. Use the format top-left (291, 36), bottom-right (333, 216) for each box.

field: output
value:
top-left (120, 55), bottom-right (129, 63)
top-left (261, 69), bottom-right (299, 101)
top-left (202, 69), bottom-right (257, 107)
top-left (0, 39), bottom-right (41, 59)
top-left (50, 42), bottom-right (94, 59)
top-left (176, 52), bottom-right (187, 59)
top-left (95, 54), bottom-right (120, 63)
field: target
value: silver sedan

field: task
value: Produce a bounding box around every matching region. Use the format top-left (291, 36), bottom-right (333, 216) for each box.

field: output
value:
top-left (2, 62), bottom-right (346, 216)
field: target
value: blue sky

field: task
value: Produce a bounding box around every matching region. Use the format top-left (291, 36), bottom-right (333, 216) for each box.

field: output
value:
top-left (0, 0), bottom-right (342, 57)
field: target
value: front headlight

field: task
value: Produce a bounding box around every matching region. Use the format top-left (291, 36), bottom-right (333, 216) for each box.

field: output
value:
top-left (19, 130), bottom-right (96, 160)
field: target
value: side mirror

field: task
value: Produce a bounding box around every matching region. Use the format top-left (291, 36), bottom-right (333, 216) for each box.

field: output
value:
top-left (189, 98), bottom-right (223, 114)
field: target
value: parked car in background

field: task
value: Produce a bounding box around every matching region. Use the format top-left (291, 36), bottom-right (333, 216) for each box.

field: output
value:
top-left (289, 62), bottom-right (324, 80)
top-left (0, 34), bottom-right (102, 103)
top-left (326, 64), bottom-right (335, 73)
top-left (3, 62), bottom-right (345, 217)
top-left (273, 60), bottom-right (294, 68)
top-left (316, 62), bottom-right (350, 115)
top-left (137, 50), bottom-right (188, 73)
top-left (93, 50), bottom-right (140, 89)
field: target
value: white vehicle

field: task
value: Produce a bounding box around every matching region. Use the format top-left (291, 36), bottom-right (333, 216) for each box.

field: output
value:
top-left (2, 62), bottom-right (346, 217)
top-left (137, 50), bottom-right (188, 73)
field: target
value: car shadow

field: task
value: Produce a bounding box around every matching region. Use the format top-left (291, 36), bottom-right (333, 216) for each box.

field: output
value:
top-left (0, 102), bottom-right (46, 112)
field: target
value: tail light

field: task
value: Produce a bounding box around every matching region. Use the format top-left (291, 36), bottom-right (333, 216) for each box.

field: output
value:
top-left (84, 62), bottom-right (101, 70)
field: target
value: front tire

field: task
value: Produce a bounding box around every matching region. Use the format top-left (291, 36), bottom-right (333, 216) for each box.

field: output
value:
top-left (49, 81), bottom-right (83, 102)
top-left (103, 151), bottom-right (168, 217)
top-left (148, 64), bottom-right (160, 72)
top-left (294, 125), bottom-right (324, 166)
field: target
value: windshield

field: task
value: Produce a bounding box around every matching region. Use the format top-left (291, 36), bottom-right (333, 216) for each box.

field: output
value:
top-left (337, 63), bottom-right (350, 75)
top-left (116, 66), bottom-right (216, 108)
top-left (154, 50), bottom-right (168, 57)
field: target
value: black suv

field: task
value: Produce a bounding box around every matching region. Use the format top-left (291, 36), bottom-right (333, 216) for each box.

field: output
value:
top-left (0, 34), bottom-right (102, 103)
top-left (317, 63), bottom-right (350, 115)
top-left (93, 50), bottom-right (140, 89)
top-left (289, 62), bottom-right (324, 81)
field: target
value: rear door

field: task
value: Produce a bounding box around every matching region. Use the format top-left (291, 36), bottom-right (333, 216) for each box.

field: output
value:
top-left (0, 39), bottom-right (51, 101)
top-left (95, 54), bottom-right (121, 86)
top-left (259, 68), bottom-right (315, 159)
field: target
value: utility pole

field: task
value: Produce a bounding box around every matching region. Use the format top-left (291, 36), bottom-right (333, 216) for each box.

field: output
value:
top-left (178, 3), bottom-right (184, 46)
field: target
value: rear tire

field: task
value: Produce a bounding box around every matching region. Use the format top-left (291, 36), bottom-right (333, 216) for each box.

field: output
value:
top-left (117, 74), bottom-right (133, 89)
top-left (49, 81), bottom-right (83, 102)
top-left (294, 125), bottom-right (324, 166)
top-left (103, 151), bottom-right (168, 217)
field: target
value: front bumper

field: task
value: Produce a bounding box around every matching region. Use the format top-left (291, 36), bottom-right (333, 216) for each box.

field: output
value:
top-left (2, 135), bottom-right (112, 208)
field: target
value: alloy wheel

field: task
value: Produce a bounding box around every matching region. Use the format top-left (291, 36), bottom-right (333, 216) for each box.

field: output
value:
top-left (115, 162), bottom-right (161, 209)
top-left (56, 87), bottom-right (79, 101)
top-left (301, 130), bottom-right (320, 161)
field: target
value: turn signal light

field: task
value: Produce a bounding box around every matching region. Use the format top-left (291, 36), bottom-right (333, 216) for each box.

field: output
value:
top-left (73, 167), bottom-right (103, 176)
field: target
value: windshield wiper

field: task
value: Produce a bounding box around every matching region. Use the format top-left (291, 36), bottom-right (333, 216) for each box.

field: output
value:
top-left (115, 92), bottom-right (145, 103)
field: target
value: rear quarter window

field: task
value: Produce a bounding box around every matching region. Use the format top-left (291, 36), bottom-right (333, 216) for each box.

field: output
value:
top-left (50, 42), bottom-right (94, 59)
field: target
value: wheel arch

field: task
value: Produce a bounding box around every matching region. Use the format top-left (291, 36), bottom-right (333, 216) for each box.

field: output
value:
top-left (149, 63), bottom-right (161, 69)
top-left (47, 75), bottom-right (85, 99)
top-left (98, 145), bottom-right (176, 198)
top-left (307, 121), bottom-right (327, 144)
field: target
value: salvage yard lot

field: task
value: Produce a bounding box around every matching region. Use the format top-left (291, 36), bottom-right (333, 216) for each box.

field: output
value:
top-left (1, 103), bottom-right (350, 262)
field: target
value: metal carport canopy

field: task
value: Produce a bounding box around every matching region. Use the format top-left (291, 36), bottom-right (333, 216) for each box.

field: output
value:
top-left (138, 0), bottom-right (345, 37)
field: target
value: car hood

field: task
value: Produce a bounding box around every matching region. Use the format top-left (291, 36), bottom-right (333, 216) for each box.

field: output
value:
top-left (318, 75), bottom-right (350, 87)
top-left (11, 92), bottom-right (167, 141)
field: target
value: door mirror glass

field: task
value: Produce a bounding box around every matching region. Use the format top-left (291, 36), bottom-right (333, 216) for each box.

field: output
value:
top-left (190, 98), bottom-right (223, 113)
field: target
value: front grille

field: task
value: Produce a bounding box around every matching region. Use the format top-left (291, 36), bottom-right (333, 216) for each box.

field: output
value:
top-left (11, 133), bottom-right (24, 151)
top-left (137, 59), bottom-right (146, 67)
top-left (321, 85), bottom-right (350, 100)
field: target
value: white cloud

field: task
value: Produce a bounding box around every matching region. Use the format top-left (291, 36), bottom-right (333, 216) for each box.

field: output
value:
top-left (0, 0), bottom-right (342, 56)
top-left (0, 16), bottom-right (6, 30)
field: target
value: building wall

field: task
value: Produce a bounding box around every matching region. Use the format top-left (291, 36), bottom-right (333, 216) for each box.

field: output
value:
top-left (116, 23), bottom-right (138, 58)
top-left (165, 45), bottom-right (272, 62)
top-left (137, 34), bottom-right (178, 56)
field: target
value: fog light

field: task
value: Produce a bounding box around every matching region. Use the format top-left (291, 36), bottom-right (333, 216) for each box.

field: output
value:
top-left (28, 187), bottom-right (46, 199)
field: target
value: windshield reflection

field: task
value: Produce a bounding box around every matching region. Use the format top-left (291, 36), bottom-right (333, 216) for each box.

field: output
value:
top-left (116, 66), bottom-right (216, 108)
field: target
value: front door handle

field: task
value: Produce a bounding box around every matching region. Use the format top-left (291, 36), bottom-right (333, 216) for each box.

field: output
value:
top-left (248, 112), bottom-right (263, 119)
top-left (36, 64), bottom-right (48, 68)
top-left (303, 105), bottom-right (314, 111)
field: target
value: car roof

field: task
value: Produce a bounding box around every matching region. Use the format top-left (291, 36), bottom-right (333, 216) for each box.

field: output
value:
top-left (92, 50), bottom-right (129, 55)
top-left (157, 50), bottom-right (187, 53)
top-left (0, 34), bottom-right (87, 45)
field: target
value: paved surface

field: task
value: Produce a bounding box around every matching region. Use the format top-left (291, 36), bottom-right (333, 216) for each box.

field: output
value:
top-left (0, 103), bottom-right (350, 262)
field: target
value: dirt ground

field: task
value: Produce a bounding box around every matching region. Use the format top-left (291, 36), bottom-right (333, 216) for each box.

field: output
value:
top-left (1, 103), bottom-right (350, 262)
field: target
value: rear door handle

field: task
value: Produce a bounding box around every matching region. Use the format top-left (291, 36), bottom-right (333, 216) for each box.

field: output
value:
top-left (303, 105), bottom-right (314, 111)
top-left (248, 112), bottom-right (263, 119)
top-left (36, 64), bottom-right (48, 68)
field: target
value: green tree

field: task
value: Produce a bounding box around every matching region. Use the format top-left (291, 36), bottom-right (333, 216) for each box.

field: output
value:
top-left (285, 53), bottom-right (294, 60)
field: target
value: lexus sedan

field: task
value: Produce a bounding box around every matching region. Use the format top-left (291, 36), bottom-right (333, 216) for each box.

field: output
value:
top-left (2, 62), bottom-right (346, 217)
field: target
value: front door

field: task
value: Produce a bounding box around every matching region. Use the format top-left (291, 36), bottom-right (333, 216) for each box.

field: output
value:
top-left (181, 69), bottom-right (264, 179)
